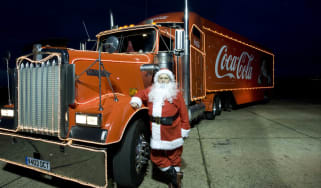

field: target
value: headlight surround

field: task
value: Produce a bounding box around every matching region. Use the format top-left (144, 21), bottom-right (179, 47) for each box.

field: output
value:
top-left (1, 108), bottom-right (14, 118)
top-left (75, 113), bottom-right (101, 127)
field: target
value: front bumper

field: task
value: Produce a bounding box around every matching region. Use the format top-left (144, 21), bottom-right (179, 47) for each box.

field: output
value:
top-left (0, 132), bottom-right (108, 187)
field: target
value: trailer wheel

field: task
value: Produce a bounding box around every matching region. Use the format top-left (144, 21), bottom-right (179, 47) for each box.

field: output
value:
top-left (205, 95), bottom-right (222, 120)
top-left (215, 96), bottom-right (222, 115)
top-left (205, 100), bottom-right (217, 120)
top-left (113, 119), bottom-right (150, 187)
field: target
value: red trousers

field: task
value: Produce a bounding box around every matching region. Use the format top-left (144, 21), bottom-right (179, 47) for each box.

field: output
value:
top-left (150, 146), bottom-right (183, 168)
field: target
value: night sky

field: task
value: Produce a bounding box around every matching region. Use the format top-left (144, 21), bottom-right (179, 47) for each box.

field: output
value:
top-left (1, 0), bottom-right (321, 80)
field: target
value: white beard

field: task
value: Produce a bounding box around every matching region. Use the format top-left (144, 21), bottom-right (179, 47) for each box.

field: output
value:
top-left (148, 82), bottom-right (178, 106)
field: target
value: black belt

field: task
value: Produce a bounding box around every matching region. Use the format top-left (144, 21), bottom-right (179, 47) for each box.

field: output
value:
top-left (150, 113), bottom-right (179, 125)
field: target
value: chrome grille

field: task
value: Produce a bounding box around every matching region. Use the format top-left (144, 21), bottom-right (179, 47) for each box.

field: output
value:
top-left (18, 59), bottom-right (61, 136)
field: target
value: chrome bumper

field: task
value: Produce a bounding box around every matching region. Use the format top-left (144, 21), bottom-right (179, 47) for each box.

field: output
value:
top-left (0, 132), bottom-right (108, 187)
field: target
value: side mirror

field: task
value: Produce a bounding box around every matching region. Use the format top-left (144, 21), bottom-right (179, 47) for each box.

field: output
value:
top-left (174, 29), bottom-right (185, 56)
top-left (104, 36), bottom-right (119, 53)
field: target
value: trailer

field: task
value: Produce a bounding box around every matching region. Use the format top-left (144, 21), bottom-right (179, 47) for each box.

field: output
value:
top-left (0, 2), bottom-right (274, 187)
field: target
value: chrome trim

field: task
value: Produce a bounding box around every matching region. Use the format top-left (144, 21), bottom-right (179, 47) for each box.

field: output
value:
top-left (183, 0), bottom-right (191, 105)
top-left (0, 133), bottom-right (108, 188)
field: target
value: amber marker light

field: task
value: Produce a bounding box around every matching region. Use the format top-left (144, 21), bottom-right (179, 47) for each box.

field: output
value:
top-left (129, 88), bottom-right (138, 97)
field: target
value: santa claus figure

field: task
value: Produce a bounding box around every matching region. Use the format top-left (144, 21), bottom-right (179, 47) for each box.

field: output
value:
top-left (130, 68), bottom-right (190, 188)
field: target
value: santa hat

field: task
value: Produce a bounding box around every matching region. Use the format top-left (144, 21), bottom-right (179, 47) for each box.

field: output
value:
top-left (153, 68), bottom-right (175, 83)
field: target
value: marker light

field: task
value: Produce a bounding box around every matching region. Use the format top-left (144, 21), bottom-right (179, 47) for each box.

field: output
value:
top-left (129, 88), bottom-right (138, 97)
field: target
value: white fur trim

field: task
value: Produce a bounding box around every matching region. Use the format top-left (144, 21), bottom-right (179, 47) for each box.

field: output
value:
top-left (181, 128), bottom-right (190, 138)
top-left (130, 96), bottom-right (142, 108)
top-left (154, 69), bottom-right (175, 83)
top-left (150, 137), bottom-right (184, 150)
top-left (151, 123), bottom-right (161, 141)
top-left (174, 166), bottom-right (181, 172)
top-left (159, 166), bottom-right (171, 172)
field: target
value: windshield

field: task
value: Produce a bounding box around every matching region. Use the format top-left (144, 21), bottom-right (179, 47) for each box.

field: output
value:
top-left (100, 28), bottom-right (156, 53)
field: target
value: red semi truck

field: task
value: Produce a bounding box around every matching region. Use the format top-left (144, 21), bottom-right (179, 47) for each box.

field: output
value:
top-left (0, 2), bottom-right (274, 187)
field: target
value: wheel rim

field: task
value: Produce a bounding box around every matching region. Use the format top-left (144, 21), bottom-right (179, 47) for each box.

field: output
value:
top-left (135, 133), bottom-right (150, 174)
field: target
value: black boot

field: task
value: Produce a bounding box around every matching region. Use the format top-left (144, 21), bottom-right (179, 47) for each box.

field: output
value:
top-left (177, 171), bottom-right (183, 188)
top-left (166, 166), bottom-right (178, 188)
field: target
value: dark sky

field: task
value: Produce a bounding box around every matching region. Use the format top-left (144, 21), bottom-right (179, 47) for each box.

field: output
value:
top-left (1, 0), bottom-right (321, 78)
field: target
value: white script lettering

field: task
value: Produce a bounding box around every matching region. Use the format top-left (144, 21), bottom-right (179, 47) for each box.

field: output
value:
top-left (215, 45), bottom-right (253, 80)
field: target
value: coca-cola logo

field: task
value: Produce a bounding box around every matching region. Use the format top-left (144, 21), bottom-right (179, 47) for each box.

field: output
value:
top-left (215, 45), bottom-right (254, 80)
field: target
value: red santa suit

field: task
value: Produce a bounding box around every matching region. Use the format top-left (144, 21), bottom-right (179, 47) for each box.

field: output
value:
top-left (130, 69), bottom-right (190, 170)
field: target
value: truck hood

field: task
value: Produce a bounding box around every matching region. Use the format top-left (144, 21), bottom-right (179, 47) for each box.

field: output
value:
top-left (67, 49), bottom-right (154, 105)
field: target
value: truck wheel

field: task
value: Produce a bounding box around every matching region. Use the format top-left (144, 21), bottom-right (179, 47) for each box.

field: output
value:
top-left (113, 119), bottom-right (150, 187)
top-left (205, 99), bottom-right (217, 120)
top-left (205, 95), bottom-right (222, 120)
top-left (215, 96), bottom-right (222, 115)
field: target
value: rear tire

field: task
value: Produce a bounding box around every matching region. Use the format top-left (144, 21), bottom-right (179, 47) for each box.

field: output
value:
top-left (113, 119), bottom-right (150, 187)
top-left (215, 96), bottom-right (222, 115)
top-left (205, 95), bottom-right (222, 120)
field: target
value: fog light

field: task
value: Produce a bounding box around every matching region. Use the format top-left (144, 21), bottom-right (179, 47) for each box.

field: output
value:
top-left (1, 109), bottom-right (14, 117)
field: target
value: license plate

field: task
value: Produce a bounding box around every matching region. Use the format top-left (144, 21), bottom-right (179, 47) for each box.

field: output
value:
top-left (25, 157), bottom-right (51, 171)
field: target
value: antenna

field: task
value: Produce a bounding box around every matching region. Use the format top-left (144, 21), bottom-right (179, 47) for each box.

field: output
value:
top-left (82, 20), bottom-right (91, 42)
top-left (3, 51), bottom-right (12, 105)
top-left (109, 9), bottom-right (114, 29)
top-left (81, 20), bottom-right (97, 50)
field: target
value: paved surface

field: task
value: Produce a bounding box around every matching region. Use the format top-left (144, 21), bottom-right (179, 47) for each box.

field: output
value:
top-left (1, 98), bottom-right (321, 188)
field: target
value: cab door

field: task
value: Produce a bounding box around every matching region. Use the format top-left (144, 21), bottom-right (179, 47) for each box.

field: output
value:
top-left (190, 25), bottom-right (206, 101)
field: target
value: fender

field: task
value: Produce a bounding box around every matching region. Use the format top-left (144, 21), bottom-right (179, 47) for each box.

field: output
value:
top-left (104, 99), bottom-right (149, 144)
top-left (69, 94), bottom-right (149, 145)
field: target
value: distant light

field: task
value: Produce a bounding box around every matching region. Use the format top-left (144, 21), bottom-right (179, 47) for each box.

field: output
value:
top-left (142, 33), bottom-right (148, 37)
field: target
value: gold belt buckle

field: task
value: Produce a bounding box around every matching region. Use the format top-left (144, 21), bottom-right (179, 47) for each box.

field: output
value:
top-left (154, 117), bottom-right (161, 124)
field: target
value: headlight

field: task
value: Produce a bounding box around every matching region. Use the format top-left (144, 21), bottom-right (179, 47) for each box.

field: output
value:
top-left (75, 113), bottom-right (101, 127)
top-left (1, 108), bottom-right (14, 118)
top-left (87, 116), bottom-right (98, 125)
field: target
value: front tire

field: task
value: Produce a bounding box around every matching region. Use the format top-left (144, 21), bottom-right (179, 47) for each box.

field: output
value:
top-left (113, 119), bottom-right (150, 187)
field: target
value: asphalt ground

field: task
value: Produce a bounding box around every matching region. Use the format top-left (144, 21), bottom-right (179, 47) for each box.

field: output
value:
top-left (1, 98), bottom-right (320, 188)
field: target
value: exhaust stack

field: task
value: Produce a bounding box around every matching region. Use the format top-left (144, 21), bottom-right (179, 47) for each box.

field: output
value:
top-left (183, 0), bottom-right (190, 105)
top-left (110, 10), bottom-right (115, 29)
